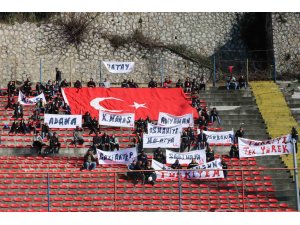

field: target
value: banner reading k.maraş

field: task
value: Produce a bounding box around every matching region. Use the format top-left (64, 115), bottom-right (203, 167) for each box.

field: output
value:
top-left (103, 61), bottom-right (135, 74)
top-left (152, 158), bottom-right (224, 180)
top-left (99, 111), bottom-right (135, 128)
top-left (166, 149), bottom-right (206, 165)
top-left (238, 134), bottom-right (293, 158)
top-left (143, 133), bottom-right (181, 148)
top-left (147, 123), bottom-right (182, 136)
top-left (18, 91), bottom-right (46, 105)
top-left (96, 147), bottom-right (137, 165)
top-left (44, 114), bottom-right (82, 128)
top-left (157, 112), bottom-right (194, 128)
top-left (203, 130), bottom-right (234, 145)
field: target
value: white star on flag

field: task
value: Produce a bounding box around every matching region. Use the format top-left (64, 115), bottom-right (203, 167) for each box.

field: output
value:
top-left (130, 102), bottom-right (147, 109)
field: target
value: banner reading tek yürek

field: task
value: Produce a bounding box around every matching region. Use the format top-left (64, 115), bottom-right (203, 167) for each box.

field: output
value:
top-left (99, 111), bottom-right (135, 128)
top-left (157, 112), bottom-right (194, 128)
top-left (165, 149), bottom-right (206, 165)
top-left (103, 61), bottom-right (135, 74)
top-left (44, 114), bottom-right (82, 128)
top-left (143, 133), bottom-right (181, 148)
top-left (238, 134), bottom-right (293, 158)
top-left (203, 130), bottom-right (234, 145)
top-left (96, 147), bottom-right (137, 165)
top-left (147, 123), bottom-right (182, 136)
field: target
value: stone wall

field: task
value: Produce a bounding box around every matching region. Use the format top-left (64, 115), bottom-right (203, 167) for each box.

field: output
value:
top-left (0, 12), bottom-right (249, 87)
top-left (272, 12), bottom-right (300, 77)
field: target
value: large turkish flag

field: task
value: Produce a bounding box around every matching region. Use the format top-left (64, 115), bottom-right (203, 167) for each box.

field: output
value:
top-left (62, 87), bottom-right (198, 120)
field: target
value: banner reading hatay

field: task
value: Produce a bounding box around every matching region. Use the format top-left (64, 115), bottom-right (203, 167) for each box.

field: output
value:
top-left (62, 87), bottom-right (197, 120)
top-left (238, 135), bottom-right (293, 158)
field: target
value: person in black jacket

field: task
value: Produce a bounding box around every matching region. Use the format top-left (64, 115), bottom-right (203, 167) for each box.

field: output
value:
top-left (187, 158), bottom-right (199, 169)
top-left (55, 68), bottom-right (62, 83)
top-left (221, 158), bottom-right (228, 178)
top-left (83, 149), bottom-right (97, 171)
top-left (49, 132), bottom-right (61, 153)
top-left (197, 129), bottom-right (208, 149)
top-left (92, 131), bottom-right (102, 152)
top-left (181, 131), bottom-right (190, 152)
top-left (171, 159), bottom-right (182, 169)
top-left (291, 127), bottom-right (298, 153)
top-left (235, 127), bottom-right (244, 144)
top-left (148, 78), bottom-right (157, 88)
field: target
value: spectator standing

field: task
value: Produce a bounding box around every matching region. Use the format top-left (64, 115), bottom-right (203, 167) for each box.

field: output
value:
top-left (229, 144), bottom-right (239, 158)
top-left (13, 102), bottom-right (23, 119)
top-left (234, 127), bottom-right (244, 144)
top-left (55, 68), bottom-right (62, 83)
top-left (92, 131), bottom-right (102, 152)
top-left (210, 107), bottom-right (221, 125)
top-left (103, 78), bottom-right (110, 88)
top-left (291, 127), bottom-right (298, 153)
top-left (176, 79), bottom-right (183, 88)
top-left (83, 150), bottom-right (97, 171)
top-left (221, 158), bottom-right (228, 179)
top-left (199, 76), bottom-right (206, 91)
top-left (184, 77), bottom-right (192, 93)
top-left (197, 128), bottom-right (208, 149)
top-left (109, 134), bottom-right (119, 151)
top-left (206, 146), bottom-right (215, 162)
top-left (181, 131), bottom-right (190, 152)
top-left (238, 75), bottom-right (247, 89)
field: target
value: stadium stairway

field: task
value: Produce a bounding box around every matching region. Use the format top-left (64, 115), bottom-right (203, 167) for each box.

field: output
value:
top-left (250, 81), bottom-right (300, 208)
top-left (200, 86), bottom-right (298, 209)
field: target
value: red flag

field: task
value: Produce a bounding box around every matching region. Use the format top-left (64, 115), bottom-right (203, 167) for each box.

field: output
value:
top-left (62, 87), bottom-right (198, 120)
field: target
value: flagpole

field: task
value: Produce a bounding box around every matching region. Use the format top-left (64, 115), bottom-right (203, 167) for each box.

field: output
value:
top-left (292, 138), bottom-right (300, 211)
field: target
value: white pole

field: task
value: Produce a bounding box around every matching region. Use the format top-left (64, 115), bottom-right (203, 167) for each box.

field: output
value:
top-left (292, 138), bottom-right (300, 211)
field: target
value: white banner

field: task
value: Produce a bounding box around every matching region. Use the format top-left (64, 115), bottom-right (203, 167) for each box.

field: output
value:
top-left (18, 91), bottom-right (46, 105)
top-left (143, 133), bottom-right (181, 148)
top-left (166, 149), bottom-right (206, 165)
top-left (147, 123), bottom-right (182, 136)
top-left (238, 135), bottom-right (293, 158)
top-left (96, 147), bottom-right (137, 165)
top-left (103, 61), bottom-right (135, 74)
top-left (204, 130), bottom-right (234, 144)
top-left (44, 114), bottom-right (82, 128)
top-left (99, 111), bottom-right (135, 128)
top-left (157, 112), bottom-right (194, 128)
top-left (152, 158), bottom-right (224, 180)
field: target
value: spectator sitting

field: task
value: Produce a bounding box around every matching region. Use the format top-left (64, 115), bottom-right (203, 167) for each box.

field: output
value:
top-left (234, 127), bottom-right (244, 144)
top-left (137, 151), bottom-right (148, 166)
top-left (144, 161), bottom-right (156, 185)
top-left (60, 79), bottom-right (69, 88)
top-left (163, 77), bottom-right (172, 88)
top-left (226, 75), bottom-right (237, 90)
top-left (176, 79), bottom-right (183, 88)
top-left (101, 133), bottom-right (110, 151)
top-left (32, 131), bottom-right (44, 155)
top-left (92, 131), bottom-right (102, 152)
top-left (238, 75), bottom-right (247, 89)
top-left (171, 159), bottom-right (182, 169)
top-left (197, 128), bottom-right (208, 149)
top-left (153, 147), bottom-right (166, 164)
top-left (210, 107), bottom-right (221, 125)
top-left (127, 160), bottom-right (137, 180)
top-left (103, 78), bottom-right (110, 88)
top-left (187, 158), bottom-right (199, 169)
top-left (191, 78), bottom-right (198, 94)
top-left (83, 149), bottom-right (97, 171)
top-left (87, 78), bottom-right (96, 88)
top-left (49, 132), bottom-right (61, 154)
top-left (129, 79), bottom-right (138, 88)
top-left (229, 144), bottom-right (239, 158)
top-left (109, 134), bottom-right (119, 151)
top-left (206, 146), bottom-right (215, 162)
top-left (121, 79), bottom-right (129, 88)
top-left (184, 77), bottom-right (192, 93)
top-left (74, 80), bottom-right (82, 89)
top-left (73, 126), bottom-right (84, 147)
top-left (148, 78), bottom-right (157, 88)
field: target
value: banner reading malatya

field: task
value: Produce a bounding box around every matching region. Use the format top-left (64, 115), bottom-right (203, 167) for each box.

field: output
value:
top-left (238, 135), bottom-right (293, 158)
top-left (204, 130), bottom-right (234, 145)
top-left (99, 111), bottom-right (135, 128)
top-left (147, 123), bottom-right (182, 136)
top-left (18, 91), bottom-right (46, 105)
top-left (44, 114), bottom-right (82, 128)
top-left (143, 133), bottom-right (181, 148)
top-left (152, 158), bottom-right (224, 180)
top-left (103, 61), bottom-right (135, 73)
top-left (158, 112), bottom-right (194, 128)
top-left (96, 147), bottom-right (137, 165)
top-left (165, 149), bottom-right (206, 165)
